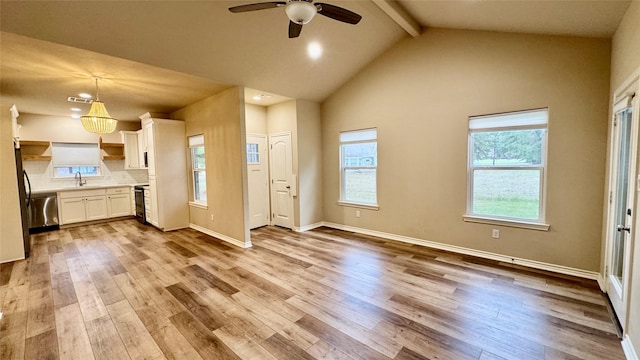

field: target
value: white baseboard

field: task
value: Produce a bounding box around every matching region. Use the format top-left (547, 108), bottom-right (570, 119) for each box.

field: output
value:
top-left (320, 222), bottom-right (600, 280)
top-left (189, 223), bottom-right (252, 249)
top-left (597, 273), bottom-right (607, 292)
top-left (294, 222), bottom-right (324, 232)
top-left (623, 335), bottom-right (639, 360)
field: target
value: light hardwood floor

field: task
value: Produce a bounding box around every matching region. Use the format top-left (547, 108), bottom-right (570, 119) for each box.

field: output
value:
top-left (0, 219), bottom-right (625, 359)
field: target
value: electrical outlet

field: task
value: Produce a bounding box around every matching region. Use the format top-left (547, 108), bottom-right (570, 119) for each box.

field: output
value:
top-left (356, 210), bottom-right (361, 218)
top-left (210, 214), bottom-right (214, 221)
top-left (492, 229), bottom-right (500, 239)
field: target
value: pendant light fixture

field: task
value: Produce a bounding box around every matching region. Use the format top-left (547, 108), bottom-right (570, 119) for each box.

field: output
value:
top-left (80, 78), bottom-right (117, 134)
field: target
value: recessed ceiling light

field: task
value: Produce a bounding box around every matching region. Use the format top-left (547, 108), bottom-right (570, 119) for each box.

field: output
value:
top-left (78, 93), bottom-right (92, 99)
top-left (253, 94), bottom-right (273, 101)
top-left (71, 114), bottom-right (81, 119)
top-left (70, 107), bottom-right (82, 112)
top-left (308, 42), bottom-right (322, 59)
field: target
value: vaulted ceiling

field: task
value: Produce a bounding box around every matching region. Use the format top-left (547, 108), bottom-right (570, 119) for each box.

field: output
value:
top-left (0, 0), bottom-right (631, 121)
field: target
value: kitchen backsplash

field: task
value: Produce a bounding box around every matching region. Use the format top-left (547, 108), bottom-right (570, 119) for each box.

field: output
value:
top-left (24, 160), bottom-right (149, 190)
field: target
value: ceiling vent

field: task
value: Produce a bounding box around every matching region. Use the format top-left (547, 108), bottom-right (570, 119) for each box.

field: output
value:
top-left (67, 96), bottom-right (93, 104)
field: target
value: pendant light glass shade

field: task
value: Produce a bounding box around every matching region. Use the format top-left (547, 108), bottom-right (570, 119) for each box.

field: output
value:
top-left (80, 78), bottom-right (117, 134)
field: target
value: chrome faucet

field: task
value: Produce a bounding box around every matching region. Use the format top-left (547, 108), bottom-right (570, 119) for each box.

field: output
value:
top-left (75, 172), bottom-right (86, 187)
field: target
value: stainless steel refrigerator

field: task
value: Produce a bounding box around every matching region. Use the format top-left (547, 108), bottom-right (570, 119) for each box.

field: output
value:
top-left (14, 146), bottom-right (31, 258)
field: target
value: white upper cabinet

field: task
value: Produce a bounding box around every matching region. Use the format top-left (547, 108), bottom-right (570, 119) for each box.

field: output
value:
top-left (121, 131), bottom-right (141, 169)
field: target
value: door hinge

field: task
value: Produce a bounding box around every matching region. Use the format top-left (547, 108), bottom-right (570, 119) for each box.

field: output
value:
top-left (270, 144), bottom-right (273, 149)
top-left (614, 118), bottom-right (618, 126)
top-left (605, 265), bottom-right (608, 276)
top-left (610, 191), bottom-right (613, 204)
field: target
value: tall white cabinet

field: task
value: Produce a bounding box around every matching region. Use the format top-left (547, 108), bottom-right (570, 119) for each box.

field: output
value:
top-left (140, 113), bottom-right (189, 231)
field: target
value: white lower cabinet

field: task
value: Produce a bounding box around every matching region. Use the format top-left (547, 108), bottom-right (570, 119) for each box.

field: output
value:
top-left (107, 187), bottom-right (131, 217)
top-left (84, 195), bottom-right (108, 221)
top-left (59, 197), bottom-right (87, 224)
top-left (58, 187), bottom-right (131, 225)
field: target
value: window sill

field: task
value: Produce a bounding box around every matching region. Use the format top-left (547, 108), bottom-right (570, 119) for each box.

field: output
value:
top-left (462, 215), bottom-right (550, 231)
top-left (189, 201), bottom-right (208, 210)
top-left (337, 201), bottom-right (380, 211)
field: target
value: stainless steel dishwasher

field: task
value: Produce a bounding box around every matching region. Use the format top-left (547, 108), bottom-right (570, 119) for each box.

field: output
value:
top-left (28, 192), bottom-right (59, 233)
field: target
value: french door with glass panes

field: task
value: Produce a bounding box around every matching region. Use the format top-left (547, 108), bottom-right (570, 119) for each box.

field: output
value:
top-left (606, 94), bottom-right (637, 329)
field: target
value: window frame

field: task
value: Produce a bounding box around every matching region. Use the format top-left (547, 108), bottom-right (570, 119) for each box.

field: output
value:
top-left (338, 128), bottom-right (379, 209)
top-left (188, 134), bottom-right (207, 208)
top-left (464, 109), bottom-right (550, 230)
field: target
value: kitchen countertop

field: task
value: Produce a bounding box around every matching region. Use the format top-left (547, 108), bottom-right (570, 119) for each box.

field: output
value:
top-left (31, 183), bottom-right (149, 195)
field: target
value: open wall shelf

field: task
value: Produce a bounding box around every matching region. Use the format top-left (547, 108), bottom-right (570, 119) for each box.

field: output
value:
top-left (19, 140), bottom-right (51, 161)
top-left (100, 142), bottom-right (125, 160)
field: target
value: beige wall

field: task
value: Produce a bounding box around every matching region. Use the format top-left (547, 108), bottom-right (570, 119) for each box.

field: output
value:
top-left (172, 86), bottom-right (250, 246)
top-left (296, 99), bottom-right (323, 228)
top-left (18, 114), bottom-right (140, 144)
top-left (0, 103), bottom-right (25, 263)
top-left (610, 1), bottom-right (640, 354)
top-left (245, 104), bottom-right (267, 135)
top-left (611, 1), bottom-right (640, 92)
top-left (322, 28), bottom-right (611, 272)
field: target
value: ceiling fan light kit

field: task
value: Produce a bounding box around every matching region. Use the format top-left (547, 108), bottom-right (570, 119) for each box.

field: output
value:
top-left (286, 1), bottom-right (317, 24)
top-left (229, 0), bottom-right (362, 38)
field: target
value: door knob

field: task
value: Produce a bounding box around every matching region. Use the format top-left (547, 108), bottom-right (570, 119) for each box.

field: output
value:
top-left (286, 185), bottom-right (291, 189)
top-left (617, 225), bottom-right (631, 233)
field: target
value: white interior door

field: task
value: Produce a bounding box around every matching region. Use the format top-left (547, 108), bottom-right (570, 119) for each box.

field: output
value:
top-left (606, 97), bottom-right (637, 329)
top-left (247, 134), bottom-right (270, 229)
top-left (269, 132), bottom-right (294, 229)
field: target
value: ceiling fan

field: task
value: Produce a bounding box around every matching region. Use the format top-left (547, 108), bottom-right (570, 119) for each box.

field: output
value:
top-left (229, 0), bottom-right (362, 38)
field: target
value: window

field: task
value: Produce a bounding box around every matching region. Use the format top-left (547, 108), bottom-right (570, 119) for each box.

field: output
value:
top-left (246, 143), bottom-right (259, 164)
top-left (51, 142), bottom-right (101, 178)
top-left (339, 128), bottom-right (378, 207)
top-left (467, 109), bottom-right (548, 224)
top-left (189, 135), bottom-right (206, 205)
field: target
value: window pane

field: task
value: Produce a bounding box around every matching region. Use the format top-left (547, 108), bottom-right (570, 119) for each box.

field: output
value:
top-left (472, 129), bottom-right (545, 167)
top-left (344, 169), bottom-right (376, 205)
top-left (342, 142), bottom-right (377, 167)
top-left (54, 166), bottom-right (100, 178)
top-left (246, 143), bottom-right (259, 164)
top-left (473, 169), bottom-right (540, 219)
top-left (192, 146), bottom-right (205, 169)
top-left (194, 170), bottom-right (207, 201)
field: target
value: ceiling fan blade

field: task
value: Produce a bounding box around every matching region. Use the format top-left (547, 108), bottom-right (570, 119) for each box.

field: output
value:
top-left (316, 3), bottom-right (362, 24)
top-left (289, 21), bottom-right (303, 38)
top-left (228, 1), bottom-right (286, 13)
